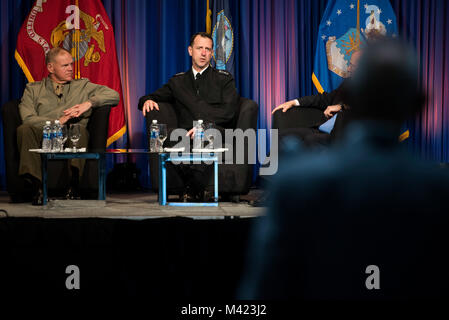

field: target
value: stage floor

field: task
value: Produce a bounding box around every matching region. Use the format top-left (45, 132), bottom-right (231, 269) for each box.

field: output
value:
top-left (0, 188), bottom-right (266, 219)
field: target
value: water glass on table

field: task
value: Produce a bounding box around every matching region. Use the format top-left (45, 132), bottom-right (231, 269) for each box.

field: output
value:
top-left (157, 123), bottom-right (167, 152)
top-left (204, 122), bottom-right (215, 149)
top-left (60, 125), bottom-right (68, 152)
top-left (69, 124), bottom-right (81, 152)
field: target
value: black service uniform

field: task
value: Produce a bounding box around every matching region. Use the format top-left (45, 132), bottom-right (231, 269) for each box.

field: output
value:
top-left (138, 66), bottom-right (239, 130)
top-left (138, 66), bottom-right (240, 199)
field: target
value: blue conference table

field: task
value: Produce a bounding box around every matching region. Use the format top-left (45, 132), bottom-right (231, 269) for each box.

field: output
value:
top-left (158, 152), bottom-right (219, 207)
top-left (35, 149), bottom-right (220, 206)
top-left (36, 148), bottom-right (150, 205)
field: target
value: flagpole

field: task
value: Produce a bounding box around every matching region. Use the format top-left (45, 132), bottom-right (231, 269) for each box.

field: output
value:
top-left (356, 0), bottom-right (360, 50)
top-left (76, 0), bottom-right (80, 79)
top-left (206, 0), bottom-right (212, 34)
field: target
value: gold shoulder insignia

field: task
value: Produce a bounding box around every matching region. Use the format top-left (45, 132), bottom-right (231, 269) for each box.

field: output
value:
top-left (174, 72), bottom-right (185, 77)
top-left (217, 69), bottom-right (231, 76)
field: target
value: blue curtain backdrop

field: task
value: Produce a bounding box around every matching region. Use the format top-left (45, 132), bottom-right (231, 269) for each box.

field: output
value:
top-left (391, 0), bottom-right (449, 161)
top-left (0, 0), bottom-right (448, 190)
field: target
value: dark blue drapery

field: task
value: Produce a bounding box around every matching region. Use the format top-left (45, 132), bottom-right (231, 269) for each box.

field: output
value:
top-left (0, 0), bottom-right (448, 189)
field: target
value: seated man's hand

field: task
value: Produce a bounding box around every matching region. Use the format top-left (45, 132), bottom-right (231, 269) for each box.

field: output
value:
top-left (272, 100), bottom-right (297, 114)
top-left (142, 99), bottom-right (159, 116)
top-left (63, 101), bottom-right (92, 119)
top-left (186, 127), bottom-right (195, 139)
top-left (324, 104), bottom-right (342, 118)
top-left (59, 114), bottom-right (72, 125)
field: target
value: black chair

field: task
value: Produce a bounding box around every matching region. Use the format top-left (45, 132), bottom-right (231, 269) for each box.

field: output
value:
top-left (273, 107), bottom-right (359, 143)
top-left (145, 97), bottom-right (258, 201)
top-left (272, 107), bottom-right (326, 131)
top-left (1, 99), bottom-right (112, 202)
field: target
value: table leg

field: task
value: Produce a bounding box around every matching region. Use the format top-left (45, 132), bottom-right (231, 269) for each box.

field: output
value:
top-left (214, 159), bottom-right (218, 203)
top-left (98, 154), bottom-right (106, 200)
top-left (159, 154), bottom-right (168, 205)
top-left (42, 154), bottom-right (48, 205)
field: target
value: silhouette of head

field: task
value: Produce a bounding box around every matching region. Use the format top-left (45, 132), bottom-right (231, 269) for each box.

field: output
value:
top-left (347, 38), bottom-right (424, 124)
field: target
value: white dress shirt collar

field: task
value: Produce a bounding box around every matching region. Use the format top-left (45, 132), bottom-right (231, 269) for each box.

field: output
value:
top-left (192, 65), bottom-right (209, 79)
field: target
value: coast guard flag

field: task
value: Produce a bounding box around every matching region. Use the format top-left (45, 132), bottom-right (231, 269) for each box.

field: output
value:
top-left (312, 0), bottom-right (398, 94)
top-left (15, 0), bottom-right (126, 146)
top-left (207, 0), bottom-right (235, 76)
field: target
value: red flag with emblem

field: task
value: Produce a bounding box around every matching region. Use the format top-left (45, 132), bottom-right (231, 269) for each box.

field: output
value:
top-left (15, 0), bottom-right (125, 146)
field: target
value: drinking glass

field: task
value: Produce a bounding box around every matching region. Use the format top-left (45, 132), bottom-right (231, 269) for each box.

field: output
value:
top-left (204, 122), bottom-right (215, 149)
top-left (60, 125), bottom-right (68, 152)
top-left (69, 124), bottom-right (81, 152)
top-left (157, 124), bottom-right (167, 152)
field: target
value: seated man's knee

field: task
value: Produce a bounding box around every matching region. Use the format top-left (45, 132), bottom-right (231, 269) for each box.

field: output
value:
top-left (17, 123), bottom-right (34, 133)
top-left (303, 132), bottom-right (331, 148)
top-left (17, 123), bottom-right (40, 140)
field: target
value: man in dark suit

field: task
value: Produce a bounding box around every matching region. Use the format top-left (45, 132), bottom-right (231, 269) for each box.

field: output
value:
top-left (272, 50), bottom-right (362, 149)
top-left (240, 39), bottom-right (449, 300)
top-left (138, 32), bottom-right (240, 200)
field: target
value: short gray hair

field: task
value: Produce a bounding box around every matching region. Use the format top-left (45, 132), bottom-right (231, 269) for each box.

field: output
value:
top-left (45, 47), bottom-right (72, 65)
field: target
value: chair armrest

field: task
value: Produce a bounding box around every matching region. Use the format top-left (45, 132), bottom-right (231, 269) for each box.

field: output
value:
top-left (236, 97), bottom-right (258, 131)
top-left (272, 107), bottom-right (326, 130)
top-left (144, 102), bottom-right (178, 140)
top-left (1, 99), bottom-right (22, 156)
top-left (1, 99), bottom-right (22, 130)
top-left (87, 105), bottom-right (111, 150)
top-left (1, 100), bottom-right (26, 196)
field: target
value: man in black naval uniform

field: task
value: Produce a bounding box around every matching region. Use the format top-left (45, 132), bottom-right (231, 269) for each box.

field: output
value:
top-left (138, 32), bottom-right (239, 200)
top-left (138, 31), bottom-right (239, 133)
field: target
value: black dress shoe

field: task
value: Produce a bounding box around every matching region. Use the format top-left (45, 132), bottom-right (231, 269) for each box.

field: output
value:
top-left (251, 194), bottom-right (268, 207)
top-left (65, 187), bottom-right (80, 200)
top-left (202, 190), bottom-right (216, 202)
top-left (179, 191), bottom-right (198, 202)
top-left (32, 188), bottom-right (44, 206)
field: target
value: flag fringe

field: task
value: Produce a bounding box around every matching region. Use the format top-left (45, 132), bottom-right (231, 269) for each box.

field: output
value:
top-left (399, 130), bottom-right (410, 142)
top-left (107, 125), bottom-right (126, 146)
top-left (15, 50), bottom-right (35, 83)
top-left (312, 72), bottom-right (324, 94)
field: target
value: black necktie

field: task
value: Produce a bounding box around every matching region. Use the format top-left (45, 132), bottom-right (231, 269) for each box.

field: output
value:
top-left (195, 73), bottom-right (201, 94)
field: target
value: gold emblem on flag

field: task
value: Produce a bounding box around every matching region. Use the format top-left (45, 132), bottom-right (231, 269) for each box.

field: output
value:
top-left (50, 9), bottom-right (107, 67)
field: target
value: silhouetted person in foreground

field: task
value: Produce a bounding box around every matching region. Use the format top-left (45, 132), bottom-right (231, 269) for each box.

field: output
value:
top-left (239, 39), bottom-right (449, 300)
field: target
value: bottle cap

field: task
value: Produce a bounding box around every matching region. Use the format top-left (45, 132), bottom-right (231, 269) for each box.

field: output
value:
top-left (198, 119), bottom-right (203, 124)
top-left (46, 121), bottom-right (51, 124)
top-left (152, 120), bottom-right (158, 124)
top-left (55, 120), bottom-right (60, 124)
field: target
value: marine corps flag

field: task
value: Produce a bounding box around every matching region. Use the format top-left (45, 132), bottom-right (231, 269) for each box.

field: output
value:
top-left (206, 0), bottom-right (235, 76)
top-left (15, 0), bottom-right (125, 146)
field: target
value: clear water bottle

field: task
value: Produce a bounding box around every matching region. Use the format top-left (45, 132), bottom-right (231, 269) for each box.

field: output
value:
top-left (55, 120), bottom-right (63, 152)
top-left (193, 119), bottom-right (204, 150)
top-left (149, 119), bottom-right (159, 152)
top-left (42, 121), bottom-right (52, 152)
top-left (51, 120), bottom-right (62, 152)
top-left (50, 121), bottom-right (56, 151)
